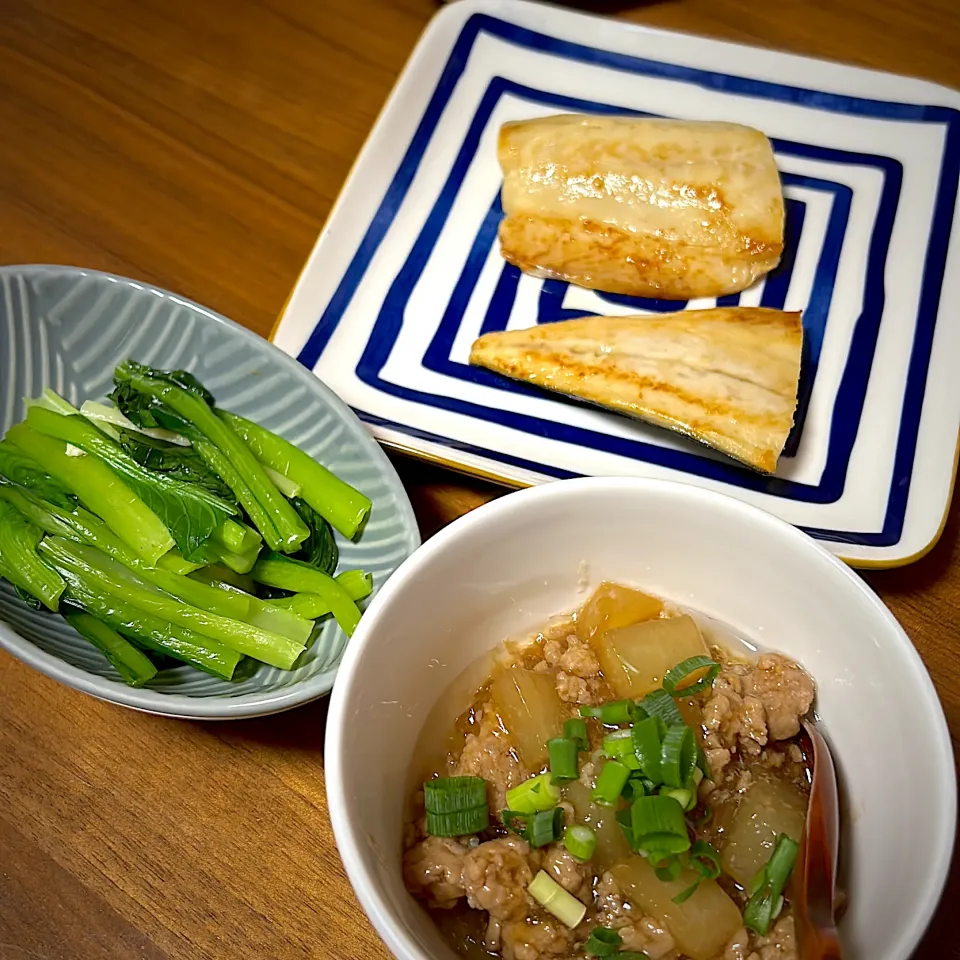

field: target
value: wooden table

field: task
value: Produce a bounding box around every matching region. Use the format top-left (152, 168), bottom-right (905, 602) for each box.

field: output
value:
top-left (0, 0), bottom-right (957, 956)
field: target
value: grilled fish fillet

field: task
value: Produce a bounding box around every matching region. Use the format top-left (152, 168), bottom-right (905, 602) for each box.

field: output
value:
top-left (498, 115), bottom-right (785, 300)
top-left (470, 308), bottom-right (802, 473)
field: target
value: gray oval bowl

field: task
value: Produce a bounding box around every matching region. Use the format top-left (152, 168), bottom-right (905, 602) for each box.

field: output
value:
top-left (0, 265), bottom-right (420, 719)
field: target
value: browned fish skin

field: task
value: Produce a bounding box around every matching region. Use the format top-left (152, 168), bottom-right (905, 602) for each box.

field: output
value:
top-left (498, 116), bottom-right (785, 300)
top-left (469, 308), bottom-right (802, 474)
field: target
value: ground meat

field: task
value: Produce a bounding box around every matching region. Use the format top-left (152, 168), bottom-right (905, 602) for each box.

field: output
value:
top-left (749, 915), bottom-right (797, 960)
top-left (593, 872), bottom-right (677, 960)
top-left (501, 914), bottom-right (575, 960)
top-left (558, 641), bottom-right (600, 678)
top-left (556, 670), bottom-right (605, 704)
top-left (461, 837), bottom-right (534, 921)
top-left (402, 837), bottom-right (467, 909)
top-left (543, 639), bottom-right (566, 668)
top-left (742, 656), bottom-right (815, 741)
top-left (455, 703), bottom-right (528, 811)
top-left (533, 625), bottom-right (604, 704)
top-left (701, 655), bottom-right (814, 778)
top-left (539, 844), bottom-right (591, 900)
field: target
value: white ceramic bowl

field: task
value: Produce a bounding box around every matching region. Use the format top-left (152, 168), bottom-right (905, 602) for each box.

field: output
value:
top-left (326, 478), bottom-right (955, 960)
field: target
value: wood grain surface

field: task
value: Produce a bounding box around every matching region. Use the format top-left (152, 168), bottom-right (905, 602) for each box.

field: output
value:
top-left (0, 0), bottom-right (957, 957)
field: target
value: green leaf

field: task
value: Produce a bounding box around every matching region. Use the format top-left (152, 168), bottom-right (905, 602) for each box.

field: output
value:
top-left (116, 429), bottom-right (237, 504)
top-left (290, 497), bottom-right (338, 576)
top-left (108, 361), bottom-right (215, 432)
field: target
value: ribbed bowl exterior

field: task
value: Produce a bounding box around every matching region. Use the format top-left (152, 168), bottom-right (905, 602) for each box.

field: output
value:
top-left (0, 266), bottom-right (420, 718)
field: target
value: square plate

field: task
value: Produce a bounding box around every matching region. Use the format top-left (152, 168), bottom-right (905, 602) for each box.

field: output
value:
top-left (272, 0), bottom-right (960, 568)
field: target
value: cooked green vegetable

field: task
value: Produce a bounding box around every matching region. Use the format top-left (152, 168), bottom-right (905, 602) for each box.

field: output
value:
top-left (251, 553), bottom-right (361, 636)
top-left (0, 439), bottom-right (77, 509)
top-left (0, 362), bottom-right (374, 685)
top-left (40, 538), bottom-right (304, 669)
top-left (219, 410), bottom-right (371, 540)
top-left (266, 569), bottom-right (372, 619)
top-left (5, 422), bottom-right (174, 564)
top-left (58, 564), bottom-right (243, 679)
top-left (289, 497), bottom-right (338, 575)
top-left (27, 406), bottom-right (236, 562)
top-left (111, 361), bottom-right (309, 552)
top-left (0, 501), bottom-right (65, 611)
top-left (212, 518), bottom-right (261, 557)
top-left (113, 426), bottom-right (236, 502)
top-left (64, 612), bottom-right (158, 687)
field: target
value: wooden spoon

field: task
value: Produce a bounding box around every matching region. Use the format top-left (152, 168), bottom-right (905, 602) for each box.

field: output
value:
top-left (792, 718), bottom-right (843, 959)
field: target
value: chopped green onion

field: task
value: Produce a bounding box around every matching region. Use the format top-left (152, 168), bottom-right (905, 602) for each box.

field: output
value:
top-left (743, 834), bottom-right (800, 936)
top-left (603, 729), bottom-right (640, 768)
top-left (653, 855), bottom-right (684, 883)
top-left (663, 655), bottom-right (720, 696)
top-left (695, 804), bottom-right (713, 826)
top-left (585, 926), bottom-right (622, 957)
top-left (424, 776), bottom-right (486, 813)
top-left (592, 760), bottom-right (630, 806)
top-left (528, 807), bottom-right (565, 848)
top-left (672, 880), bottom-right (700, 905)
top-left (660, 724), bottom-right (697, 788)
top-left (527, 871), bottom-right (586, 928)
top-left (622, 774), bottom-right (652, 803)
top-left (505, 773), bottom-right (560, 814)
top-left (625, 794), bottom-right (690, 856)
top-left (564, 717), bottom-right (590, 751)
top-left (425, 809), bottom-right (487, 837)
top-left (562, 825), bottom-right (597, 862)
top-left (631, 716), bottom-right (664, 783)
top-left (689, 839), bottom-right (721, 880)
top-left (696, 745), bottom-right (711, 779)
top-left (579, 699), bottom-right (636, 724)
top-left (659, 787), bottom-right (695, 811)
top-left (423, 777), bottom-right (489, 837)
top-left (640, 688), bottom-right (685, 726)
top-left (599, 699), bottom-right (635, 724)
top-left (547, 737), bottom-right (579, 784)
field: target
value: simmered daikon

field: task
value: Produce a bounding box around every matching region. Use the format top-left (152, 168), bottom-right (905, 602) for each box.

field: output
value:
top-left (611, 856), bottom-right (742, 960)
top-left (719, 775), bottom-right (807, 886)
top-left (563, 780), bottom-right (632, 868)
top-left (592, 614), bottom-right (709, 698)
top-left (576, 582), bottom-right (663, 644)
top-left (489, 666), bottom-right (564, 768)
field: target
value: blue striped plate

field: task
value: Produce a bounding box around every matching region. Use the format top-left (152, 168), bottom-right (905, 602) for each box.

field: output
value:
top-left (0, 266), bottom-right (420, 718)
top-left (273, 0), bottom-right (960, 568)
